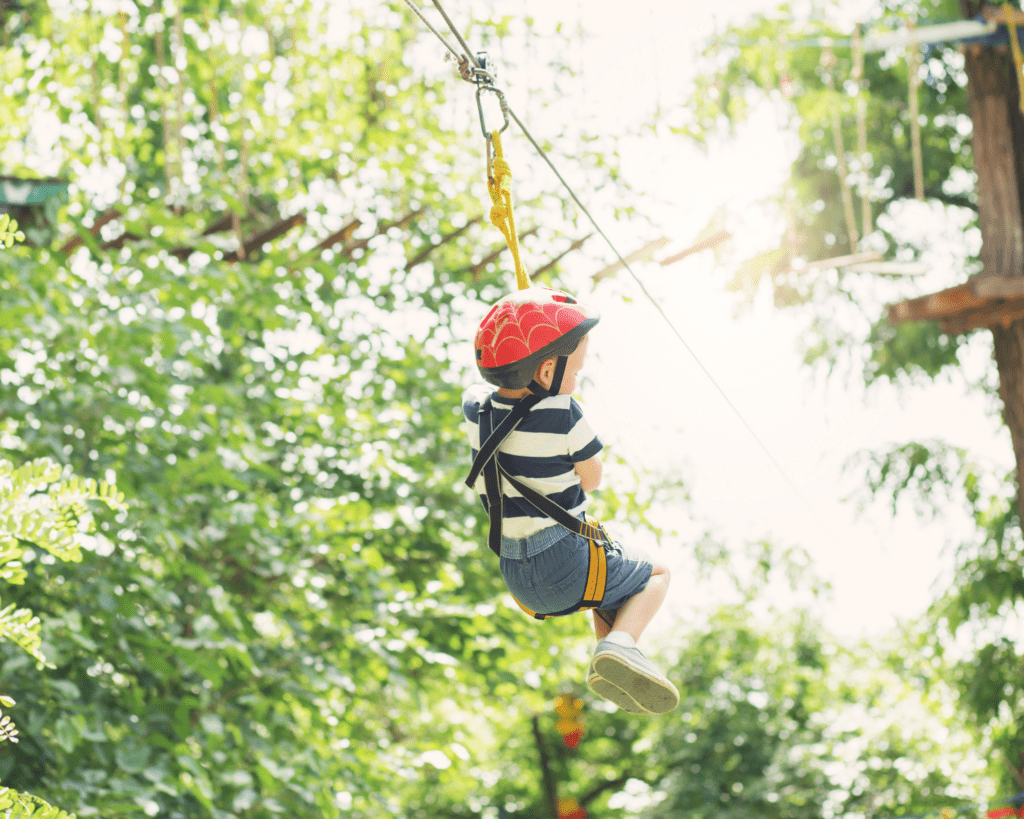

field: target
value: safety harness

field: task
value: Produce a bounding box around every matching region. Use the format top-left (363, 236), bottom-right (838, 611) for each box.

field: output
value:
top-left (465, 380), bottom-right (612, 621)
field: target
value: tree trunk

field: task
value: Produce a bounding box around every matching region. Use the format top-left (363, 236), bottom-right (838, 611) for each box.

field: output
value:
top-left (964, 41), bottom-right (1024, 519)
top-left (531, 714), bottom-right (559, 819)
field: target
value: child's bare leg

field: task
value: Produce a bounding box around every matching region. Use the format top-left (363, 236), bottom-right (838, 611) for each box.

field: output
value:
top-left (592, 608), bottom-right (614, 640)
top-left (608, 564), bottom-right (669, 643)
top-left (588, 564), bottom-right (676, 714)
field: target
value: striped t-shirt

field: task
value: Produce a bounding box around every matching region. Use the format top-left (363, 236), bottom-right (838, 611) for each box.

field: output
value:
top-left (462, 384), bottom-right (603, 539)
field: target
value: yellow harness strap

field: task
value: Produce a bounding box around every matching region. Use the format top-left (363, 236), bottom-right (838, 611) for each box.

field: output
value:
top-left (511, 518), bottom-right (610, 620)
top-left (581, 535), bottom-right (608, 607)
top-left (487, 129), bottom-right (529, 291)
top-left (1005, 4), bottom-right (1024, 116)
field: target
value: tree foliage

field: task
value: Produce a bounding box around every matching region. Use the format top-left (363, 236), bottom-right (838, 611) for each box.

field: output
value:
top-left (0, 0), bottom-right (1008, 814)
top-left (0, 203), bottom-right (122, 819)
top-left (0, 454), bottom-right (128, 819)
top-left (0, 215), bottom-right (25, 249)
top-left (0, 0), bottom-right (647, 815)
top-left (0, 788), bottom-right (76, 819)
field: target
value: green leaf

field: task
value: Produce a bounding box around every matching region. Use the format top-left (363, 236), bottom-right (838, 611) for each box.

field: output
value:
top-left (53, 718), bottom-right (78, 754)
top-left (114, 739), bottom-right (150, 774)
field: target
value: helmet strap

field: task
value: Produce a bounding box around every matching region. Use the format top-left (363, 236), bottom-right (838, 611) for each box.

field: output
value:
top-left (527, 355), bottom-right (568, 397)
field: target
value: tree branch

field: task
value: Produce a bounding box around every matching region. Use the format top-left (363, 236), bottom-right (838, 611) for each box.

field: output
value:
top-left (531, 714), bottom-right (559, 819)
top-left (404, 215), bottom-right (483, 272)
top-left (579, 773), bottom-right (632, 808)
top-left (892, 183), bottom-right (977, 212)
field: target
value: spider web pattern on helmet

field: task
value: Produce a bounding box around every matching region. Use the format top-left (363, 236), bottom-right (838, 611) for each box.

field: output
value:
top-left (479, 300), bottom-right (584, 368)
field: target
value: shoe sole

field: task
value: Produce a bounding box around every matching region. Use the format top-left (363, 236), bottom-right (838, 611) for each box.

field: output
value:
top-left (592, 652), bottom-right (679, 715)
top-left (587, 673), bottom-right (653, 714)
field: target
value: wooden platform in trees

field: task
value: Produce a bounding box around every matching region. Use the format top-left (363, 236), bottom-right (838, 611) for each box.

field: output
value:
top-left (54, 202), bottom-right (594, 282)
top-left (888, 275), bottom-right (1024, 334)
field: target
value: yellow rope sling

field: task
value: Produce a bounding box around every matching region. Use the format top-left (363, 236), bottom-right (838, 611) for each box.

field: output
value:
top-left (486, 129), bottom-right (529, 291)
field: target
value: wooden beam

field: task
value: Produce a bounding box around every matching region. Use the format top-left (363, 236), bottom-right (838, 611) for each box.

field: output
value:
top-left (466, 225), bottom-right (541, 281)
top-left (337, 210), bottom-right (421, 262)
top-left (59, 207), bottom-right (122, 254)
top-left (530, 233), bottom-right (593, 280)
top-left (659, 229), bottom-right (731, 267)
top-left (861, 19), bottom-right (999, 52)
top-left (845, 261), bottom-right (928, 275)
top-left (239, 213), bottom-right (306, 259)
top-left (888, 276), bottom-right (1024, 329)
top-left (973, 276), bottom-right (1024, 299)
top-left (593, 237), bottom-right (671, 283)
top-left (308, 217), bottom-right (362, 256)
top-left (889, 280), bottom-right (986, 324)
top-left (201, 211), bottom-right (240, 236)
top-left (982, 3), bottom-right (1024, 27)
top-left (941, 300), bottom-right (1024, 334)
top-left (798, 250), bottom-right (882, 272)
top-left (404, 215), bottom-right (482, 272)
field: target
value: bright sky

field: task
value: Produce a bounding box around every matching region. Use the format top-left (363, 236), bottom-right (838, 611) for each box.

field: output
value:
top-left (484, 0), bottom-right (1016, 638)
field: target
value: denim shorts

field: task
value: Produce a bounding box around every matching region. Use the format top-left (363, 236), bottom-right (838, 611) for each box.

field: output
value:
top-left (499, 524), bottom-right (653, 616)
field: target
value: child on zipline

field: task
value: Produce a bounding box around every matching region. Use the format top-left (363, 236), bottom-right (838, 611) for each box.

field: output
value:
top-left (462, 286), bottom-right (678, 715)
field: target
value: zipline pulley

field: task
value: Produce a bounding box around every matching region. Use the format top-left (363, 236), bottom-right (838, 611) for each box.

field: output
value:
top-left (470, 51), bottom-right (498, 85)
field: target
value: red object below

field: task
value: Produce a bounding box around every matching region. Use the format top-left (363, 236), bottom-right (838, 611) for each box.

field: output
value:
top-left (562, 729), bottom-right (584, 749)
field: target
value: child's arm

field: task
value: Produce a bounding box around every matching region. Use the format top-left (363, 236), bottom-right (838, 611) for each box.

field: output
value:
top-left (574, 455), bottom-right (603, 492)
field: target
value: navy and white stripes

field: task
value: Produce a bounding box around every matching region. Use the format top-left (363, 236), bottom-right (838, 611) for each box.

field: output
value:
top-left (463, 384), bottom-right (602, 539)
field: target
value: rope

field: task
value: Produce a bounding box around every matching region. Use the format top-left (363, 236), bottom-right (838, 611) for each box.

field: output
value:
top-left (429, 0), bottom-right (477, 67)
top-left (852, 24), bottom-right (873, 240)
top-left (822, 48), bottom-right (860, 250)
top-left (487, 129), bottom-right (529, 290)
top-left (400, 0), bottom-right (471, 79)
top-left (906, 30), bottom-right (925, 200)
top-left (1004, 3), bottom-right (1024, 116)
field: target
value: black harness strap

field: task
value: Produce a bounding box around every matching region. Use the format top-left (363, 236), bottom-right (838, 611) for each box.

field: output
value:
top-left (498, 468), bottom-right (607, 545)
top-left (549, 356), bottom-right (568, 393)
top-left (467, 391), bottom-right (611, 618)
top-left (466, 392), bottom-right (543, 489)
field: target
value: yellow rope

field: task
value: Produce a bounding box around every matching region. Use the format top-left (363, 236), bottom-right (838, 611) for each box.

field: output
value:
top-left (487, 129), bottom-right (529, 290)
top-left (1005, 4), bottom-right (1024, 116)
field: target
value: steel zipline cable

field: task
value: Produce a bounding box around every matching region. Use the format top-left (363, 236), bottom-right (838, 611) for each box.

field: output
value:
top-left (401, 0), bottom-right (836, 541)
top-left (403, 0), bottom-right (465, 65)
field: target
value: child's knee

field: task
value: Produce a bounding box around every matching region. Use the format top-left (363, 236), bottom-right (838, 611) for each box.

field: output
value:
top-left (651, 563), bottom-right (670, 583)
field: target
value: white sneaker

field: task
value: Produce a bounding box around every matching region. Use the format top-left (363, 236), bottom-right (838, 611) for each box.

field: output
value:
top-left (589, 640), bottom-right (679, 715)
top-left (587, 668), bottom-right (652, 714)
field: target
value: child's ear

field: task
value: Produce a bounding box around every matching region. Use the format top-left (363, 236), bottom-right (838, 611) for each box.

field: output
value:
top-left (536, 358), bottom-right (555, 386)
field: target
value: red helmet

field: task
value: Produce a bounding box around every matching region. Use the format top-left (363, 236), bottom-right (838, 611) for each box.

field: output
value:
top-left (474, 287), bottom-right (599, 389)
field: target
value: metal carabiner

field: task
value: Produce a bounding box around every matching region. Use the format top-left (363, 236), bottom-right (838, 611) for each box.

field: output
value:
top-left (475, 84), bottom-right (510, 141)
